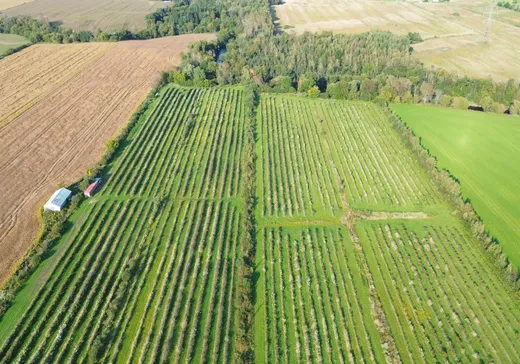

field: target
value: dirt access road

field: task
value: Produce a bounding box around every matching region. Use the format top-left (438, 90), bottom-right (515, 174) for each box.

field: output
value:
top-left (0, 34), bottom-right (214, 285)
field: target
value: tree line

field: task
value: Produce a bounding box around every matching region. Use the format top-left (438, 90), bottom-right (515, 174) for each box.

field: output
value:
top-left (498, 0), bottom-right (520, 12)
top-left (177, 29), bottom-right (519, 114)
top-left (0, 16), bottom-right (94, 43)
top-left (161, 0), bottom-right (520, 114)
top-left (4, 10), bottom-right (518, 114)
top-left (0, 15), bottom-right (138, 43)
top-left (0, 0), bottom-right (268, 47)
top-left (235, 80), bottom-right (259, 363)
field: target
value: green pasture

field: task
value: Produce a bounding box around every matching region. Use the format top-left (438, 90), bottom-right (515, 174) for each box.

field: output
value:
top-left (392, 104), bottom-right (520, 269)
top-left (0, 33), bottom-right (29, 55)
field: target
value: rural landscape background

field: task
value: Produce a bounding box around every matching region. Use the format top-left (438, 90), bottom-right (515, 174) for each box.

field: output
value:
top-left (0, 0), bottom-right (519, 362)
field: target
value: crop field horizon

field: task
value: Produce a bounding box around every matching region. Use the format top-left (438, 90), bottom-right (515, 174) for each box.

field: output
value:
top-left (273, 0), bottom-right (520, 81)
top-left (1, 0), bottom-right (168, 32)
top-left (0, 87), bottom-right (518, 363)
top-left (392, 103), bottom-right (520, 270)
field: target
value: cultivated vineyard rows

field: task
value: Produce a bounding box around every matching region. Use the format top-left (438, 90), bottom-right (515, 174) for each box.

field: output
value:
top-left (104, 87), bottom-right (245, 199)
top-left (255, 94), bottom-right (520, 363)
top-left (256, 227), bottom-right (385, 363)
top-left (0, 35), bottom-right (215, 285)
top-left (0, 86), bottom-right (245, 363)
top-left (259, 95), bottom-right (442, 218)
top-left (1, 89), bottom-right (519, 363)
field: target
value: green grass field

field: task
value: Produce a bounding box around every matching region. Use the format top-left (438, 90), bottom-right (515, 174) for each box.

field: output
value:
top-left (391, 104), bottom-right (520, 270)
top-left (0, 89), bottom-right (518, 363)
top-left (0, 33), bottom-right (29, 55)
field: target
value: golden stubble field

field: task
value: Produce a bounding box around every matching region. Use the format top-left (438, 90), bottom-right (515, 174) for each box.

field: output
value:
top-left (0, 0), bottom-right (33, 11)
top-left (0, 34), bottom-right (214, 284)
top-left (0, 0), bottom-right (168, 31)
top-left (274, 0), bottom-right (520, 81)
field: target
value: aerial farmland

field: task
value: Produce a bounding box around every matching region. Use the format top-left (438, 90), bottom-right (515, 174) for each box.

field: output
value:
top-left (273, 0), bottom-right (520, 81)
top-left (0, 0), bottom-right (168, 32)
top-left (0, 86), bottom-right (518, 363)
top-left (0, 0), bottom-right (519, 362)
top-left (0, 34), bottom-right (214, 285)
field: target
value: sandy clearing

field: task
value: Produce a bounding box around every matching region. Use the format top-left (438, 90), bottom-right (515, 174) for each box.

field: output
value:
top-left (0, 34), bottom-right (215, 285)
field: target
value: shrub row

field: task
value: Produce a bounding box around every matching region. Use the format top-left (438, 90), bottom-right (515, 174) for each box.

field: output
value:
top-left (0, 42), bottom-right (31, 59)
top-left (234, 81), bottom-right (259, 363)
top-left (379, 100), bottom-right (520, 290)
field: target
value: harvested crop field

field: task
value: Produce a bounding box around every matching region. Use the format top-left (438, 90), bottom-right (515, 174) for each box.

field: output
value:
top-left (274, 0), bottom-right (471, 38)
top-left (274, 0), bottom-right (520, 81)
top-left (0, 34), bottom-right (214, 285)
top-left (412, 0), bottom-right (520, 82)
top-left (1, 0), bottom-right (168, 32)
top-left (0, 0), bottom-right (33, 11)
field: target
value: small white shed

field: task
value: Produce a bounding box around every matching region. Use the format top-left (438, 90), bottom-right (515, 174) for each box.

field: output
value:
top-left (44, 188), bottom-right (72, 212)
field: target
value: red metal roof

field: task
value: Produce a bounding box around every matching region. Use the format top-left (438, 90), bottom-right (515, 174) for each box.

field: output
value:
top-left (84, 181), bottom-right (99, 196)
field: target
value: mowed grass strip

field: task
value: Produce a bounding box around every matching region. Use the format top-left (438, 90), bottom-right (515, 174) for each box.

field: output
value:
top-left (391, 104), bottom-right (520, 269)
top-left (0, 33), bottom-right (28, 55)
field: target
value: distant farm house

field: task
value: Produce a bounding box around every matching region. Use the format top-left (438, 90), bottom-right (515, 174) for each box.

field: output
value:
top-left (84, 178), bottom-right (101, 197)
top-left (44, 188), bottom-right (72, 212)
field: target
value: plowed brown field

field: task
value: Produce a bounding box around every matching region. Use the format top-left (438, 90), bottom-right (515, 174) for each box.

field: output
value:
top-left (0, 34), bottom-right (214, 284)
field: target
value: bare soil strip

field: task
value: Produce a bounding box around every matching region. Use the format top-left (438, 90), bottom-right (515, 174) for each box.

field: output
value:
top-left (0, 34), bottom-right (214, 285)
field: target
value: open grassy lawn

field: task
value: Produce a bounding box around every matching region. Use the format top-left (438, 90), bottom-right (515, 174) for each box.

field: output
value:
top-left (392, 104), bottom-right (520, 270)
top-left (0, 33), bottom-right (28, 55)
